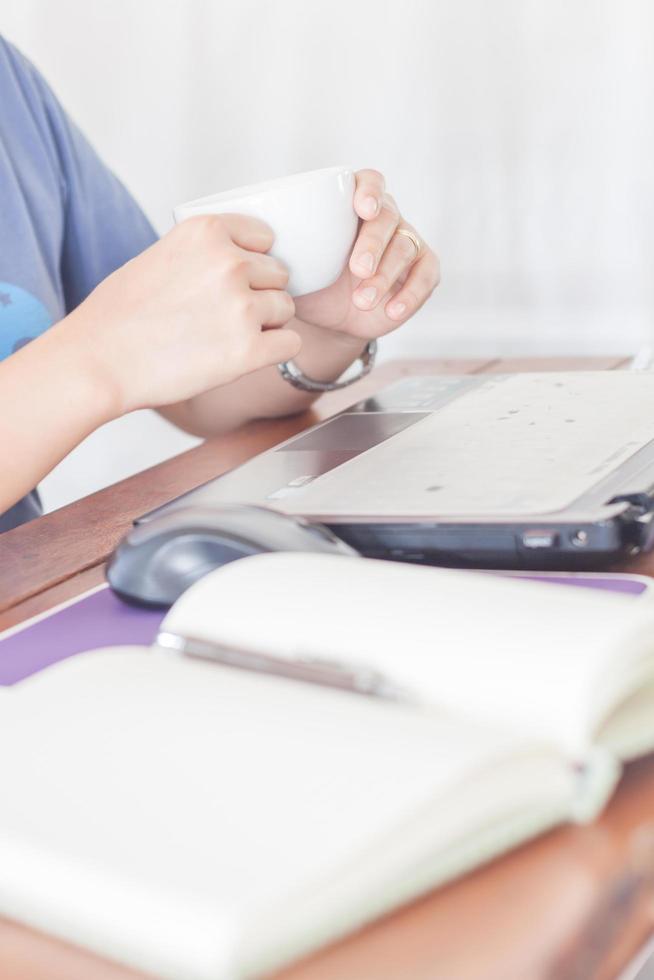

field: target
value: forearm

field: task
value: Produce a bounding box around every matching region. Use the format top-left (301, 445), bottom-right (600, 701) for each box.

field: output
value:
top-left (159, 319), bottom-right (367, 437)
top-left (0, 314), bottom-right (115, 514)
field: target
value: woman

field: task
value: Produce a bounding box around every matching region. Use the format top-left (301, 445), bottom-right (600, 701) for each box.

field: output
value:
top-left (0, 36), bottom-right (439, 530)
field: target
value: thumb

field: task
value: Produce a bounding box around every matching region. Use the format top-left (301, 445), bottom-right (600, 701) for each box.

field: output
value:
top-left (256, 327), bottom-right (302, 368)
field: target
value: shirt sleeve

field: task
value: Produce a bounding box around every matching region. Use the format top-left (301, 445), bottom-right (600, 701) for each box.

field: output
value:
top-left (19, 49), bottom-right (158, 312)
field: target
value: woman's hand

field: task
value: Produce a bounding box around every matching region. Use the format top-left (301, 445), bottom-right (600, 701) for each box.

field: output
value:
top-left (0, 212), bottom-right (302, 514)
top-left (294, 168), bottom-right (440, 342)
top-left (64, 214), bottom-right (300, 415)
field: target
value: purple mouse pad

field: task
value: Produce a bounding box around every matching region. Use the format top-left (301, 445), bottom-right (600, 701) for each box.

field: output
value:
top-left (498, 571), bottom-right (651, 596)
top-left (0, 587), bottom-right (165, 686)
top-left (0, 572), bottom-right (650, 687)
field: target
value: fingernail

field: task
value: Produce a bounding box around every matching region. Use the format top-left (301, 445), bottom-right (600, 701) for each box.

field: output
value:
top-left (361, 195), bottom-right (378, 218)
top-left (355, 251), bottom-right (374, 273)
top-left (354, 286), bottom-right (377, 308)
top-left (388, 301), bottom-right (406, 319)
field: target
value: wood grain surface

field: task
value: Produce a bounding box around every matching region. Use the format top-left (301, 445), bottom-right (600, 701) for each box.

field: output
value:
top-left (3, 354), bottom-right (653, 980)
top-left (0, 359), bottom-right (490, 618)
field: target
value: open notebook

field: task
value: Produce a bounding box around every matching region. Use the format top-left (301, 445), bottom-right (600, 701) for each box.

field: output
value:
top-left (1, 553), bottom-right (654, 980)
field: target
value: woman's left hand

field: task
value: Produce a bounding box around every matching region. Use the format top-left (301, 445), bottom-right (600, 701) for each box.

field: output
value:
top-left (293, 168), bottom-right (440, 342)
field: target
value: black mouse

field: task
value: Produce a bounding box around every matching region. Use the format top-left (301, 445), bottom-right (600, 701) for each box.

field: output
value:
top-left (107, 504), bottom-right (358, 607)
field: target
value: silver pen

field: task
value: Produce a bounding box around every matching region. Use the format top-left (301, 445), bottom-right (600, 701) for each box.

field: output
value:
top-left (156, 630), bottom-right (402, 700)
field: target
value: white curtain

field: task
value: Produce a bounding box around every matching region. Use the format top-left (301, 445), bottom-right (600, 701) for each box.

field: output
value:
top-left (4, 0), bottom-right (654, 506)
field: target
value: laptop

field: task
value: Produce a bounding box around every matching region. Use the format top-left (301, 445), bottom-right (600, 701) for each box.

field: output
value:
top-left (139, 372), bottom-right (654, 568)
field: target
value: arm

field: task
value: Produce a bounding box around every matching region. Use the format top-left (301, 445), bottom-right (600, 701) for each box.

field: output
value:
top-left (158, 318), bottom-right (365, 437)
top-left (0, 214), bottom-right (300, 516)
top-left (159, 169), bottom-right (440, 437)
top-left (0, 319), bottom-right (115, 515)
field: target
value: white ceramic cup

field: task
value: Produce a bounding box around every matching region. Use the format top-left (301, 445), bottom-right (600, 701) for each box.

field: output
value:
top-left (173, 166), bottom-right (358, 297)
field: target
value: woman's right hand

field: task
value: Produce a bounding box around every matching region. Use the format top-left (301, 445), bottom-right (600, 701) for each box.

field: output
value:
top-left (62, 214), bottom-right (300, 416)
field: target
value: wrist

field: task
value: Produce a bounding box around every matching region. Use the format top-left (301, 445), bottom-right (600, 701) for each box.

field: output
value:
top-left (292, 317), bottom-right (368, 354)
top-left (54, 311), bottom-right (125, 425)
top-left (278, 319), bottom-right (376, 392)
top-left (289, 317), bottom-right (369, 384)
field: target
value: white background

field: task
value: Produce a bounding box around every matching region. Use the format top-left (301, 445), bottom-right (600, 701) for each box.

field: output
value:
top-left (4, 0), bottom-right (654, 509)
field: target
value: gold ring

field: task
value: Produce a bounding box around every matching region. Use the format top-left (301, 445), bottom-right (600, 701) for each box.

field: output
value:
top-left (395, 227), bottom-right (421, 259)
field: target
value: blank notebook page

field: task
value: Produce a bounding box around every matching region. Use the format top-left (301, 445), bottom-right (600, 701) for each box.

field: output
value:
top-left (164, 553), bottom-right (654, 759)
top-left (0, 647), bottom-right (569, 980)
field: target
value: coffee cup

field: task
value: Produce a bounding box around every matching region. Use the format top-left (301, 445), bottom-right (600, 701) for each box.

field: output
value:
top-left (174, 166), bottom-right (358, 297)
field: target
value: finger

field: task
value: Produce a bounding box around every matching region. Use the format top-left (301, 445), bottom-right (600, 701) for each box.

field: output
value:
top-left (352, 224), bottom-right (420, 311)
top-left (353, 168), bottom-right (386, 220)
top-left (255, 327), bottom-right (302, 368)
top-left (349, 192), bottom-right (401, 280)
top-left (214, 213), bottom-right (275, 253)
top-left (384, 249), bottom-right (441, 322)
top-left (253, 288), bottom-right (296, 327)
top-left (245, 252), bottom-right (290, 290)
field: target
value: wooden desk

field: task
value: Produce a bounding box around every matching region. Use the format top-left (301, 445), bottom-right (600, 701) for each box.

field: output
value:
top-left (2, 356), bottom-right (653, 980)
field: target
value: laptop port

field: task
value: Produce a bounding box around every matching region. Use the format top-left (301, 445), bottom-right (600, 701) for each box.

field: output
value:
top-left (521, 530), bottom-right (559, 549)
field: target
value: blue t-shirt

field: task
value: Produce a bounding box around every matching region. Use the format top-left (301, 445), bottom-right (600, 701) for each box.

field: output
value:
top-left (0, 37), bottom-right (157, 531)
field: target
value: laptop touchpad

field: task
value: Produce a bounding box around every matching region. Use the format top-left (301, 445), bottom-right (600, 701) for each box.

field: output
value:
top-left (277, 413), bottom-right (429, 453)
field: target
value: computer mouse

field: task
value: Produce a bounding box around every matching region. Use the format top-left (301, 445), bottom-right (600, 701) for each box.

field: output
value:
top-left (107, 504), bottom-right (358, 608)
